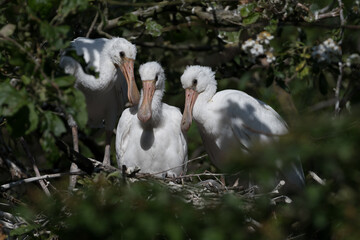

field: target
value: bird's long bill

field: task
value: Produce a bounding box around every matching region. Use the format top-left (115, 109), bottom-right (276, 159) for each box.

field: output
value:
top-left (181, 88), bottom-right (198, 132)
top-left (137, 80), bottom-right (156, 123)
top-left (120, 59), bottom-right (140, 106)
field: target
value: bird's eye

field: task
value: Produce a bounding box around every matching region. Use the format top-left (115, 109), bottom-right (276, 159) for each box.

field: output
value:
top-left (193, 79), bottom-right (197, 86)
top-left (119, 51), bottom-right (125, 58)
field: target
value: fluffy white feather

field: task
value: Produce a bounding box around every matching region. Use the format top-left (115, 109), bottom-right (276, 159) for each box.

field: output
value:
top-left (180, 65), bottom-right (304, 191)
top-left (116, 62), bottom-right (188, 176)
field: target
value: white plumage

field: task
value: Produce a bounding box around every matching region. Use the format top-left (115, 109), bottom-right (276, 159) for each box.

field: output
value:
top-left (180, 65), bottom-right (304, 191)
top-left (60, 37), bottom-right (140, 165)
top-left (116, 62), bottom-right (188, 177)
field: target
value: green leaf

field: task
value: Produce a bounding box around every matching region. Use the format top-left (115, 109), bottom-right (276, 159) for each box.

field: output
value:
top-left (239, 3), bottom-right (255, 18)
top-left (44, 111), bottom-right (66, 136)
top-left (0, 24), bottom-right (16, 37)
top-left (40, 22), bottom-right (69, 50)
top-left (54, 76), bottom-right (75, 87)
top-left (145, 19), bottom-right (163, 37)
top-left (61, 0), bottom-right (88, 17)
top-left (40, 129), bottom-right (59, 161)
top-left (243, 12), bottom-right (260, 26)
top-left (295, 60), bottom-right (306, 72)
top-left (21, 75), bottom-right (31, 85)
top-left (28, 0), bottom-right (57, 19)
top-left (299, 66), bottom-right (310, 79)
top-left (107, 171), bottom-right (122, 179)
top-left (26, 103), bottom-right (39, 134)
top-left (218, 30), bottom-right (241, 44)
top-left (10, 224), bottom-right (39, 236)
top-left (118, 13), bottom-right (139, 26)
top-left (264, 19), bottom-right (278, 34)
top-left (71, 89), bottom-right (87, 129)
top-left (0, 82), bottom-right (28, 116)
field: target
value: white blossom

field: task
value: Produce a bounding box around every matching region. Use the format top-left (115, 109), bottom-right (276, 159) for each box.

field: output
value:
top-left (241, 31), bottom-right (276, 64)
top-left (250, 43), bottom-right (264, 56)
top-left (256, 31), bottom-right (274, 45)
top-left (312, 38), bottom-right (341, 63)
top-left (241, 39), bottom-right (255, 51)
top-left (266, 52), bottom-right (276, 63)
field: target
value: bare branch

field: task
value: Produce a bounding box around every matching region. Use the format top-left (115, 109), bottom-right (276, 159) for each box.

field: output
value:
top-left (19, 137), bottom-right (51, 197)
top-left (149, 154), bottom-right (208, 177)
top-left (0, 171), bottom-right (84, 191)
top-left (335, 0), bottom-right (346, 116)
top-left (135, 41), bottom-right (214, 51)
top-left (0, 35), bottom-right (49, 81)
top-left (67, 115), bottom-right (79, 191)
top-left (309, 171), bottom-right (326, 185)
top-left (86, 11), bottom-right (99, 38)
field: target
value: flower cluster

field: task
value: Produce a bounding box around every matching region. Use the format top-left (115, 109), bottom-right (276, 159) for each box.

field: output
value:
top-left (311, 38), bottom-right (341, 63)
top-left (345, 53), bottom-right (360, 67)
top-left (241, 31), bottom-right (275, 64)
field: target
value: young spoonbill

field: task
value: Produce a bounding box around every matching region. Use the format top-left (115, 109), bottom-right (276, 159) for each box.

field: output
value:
top-left (60, 37), bottom-right (140, 166)
top-left (116, 62), bottom-right (188, 177)
top-left (180, 65), bottom-right (305, 192)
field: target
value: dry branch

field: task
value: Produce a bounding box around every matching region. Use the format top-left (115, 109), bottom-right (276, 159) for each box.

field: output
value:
top-left (67, 115), bottom-right (79, 191)
top-left (19, 137), bottom-right (51, 197)
top-left (0, 171), bottom-right (84, 191)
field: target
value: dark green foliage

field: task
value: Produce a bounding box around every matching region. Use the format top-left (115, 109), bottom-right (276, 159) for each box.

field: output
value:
top-left (1, 0), bottom-right (360, 239)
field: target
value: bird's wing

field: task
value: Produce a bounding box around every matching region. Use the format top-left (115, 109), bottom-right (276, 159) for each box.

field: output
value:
top-left (115, 108), bottom-right (135, 168)
top-left (114, 72), bottom-right (128, 113)
top-left (217, 90), bottom-right (287, 148)
top-left (163, 104), bottom-right (188, 175)
top-left (70, 37), bottom-right (108, 72)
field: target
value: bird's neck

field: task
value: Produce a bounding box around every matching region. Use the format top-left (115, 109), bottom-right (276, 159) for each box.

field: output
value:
top-left (140, 89), bottom-right (164, 126)
top-left (75, 56), bottom-right (117, 93)
top-left (193, 84), bottom-right (216, 122)
top-left (98, 52), bottom-right (117, 84)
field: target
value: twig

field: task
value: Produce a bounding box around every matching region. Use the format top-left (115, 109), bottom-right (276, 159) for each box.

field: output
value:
top-left (308, 98), bottom-right (336, 112)
top-left (309, 171), bottom-right (326, 185)
top-left (175, 172), bottom-right (226, 179)
top-left (334, 0), bottom-right (345, 116)
top-left (0, 171), bottom-right (84, 191)
top-left (0, 220), bottom-right (14, 229)
top-left (86, 11), bottom-right (99, 38)
top-left (135, 41), bottom-right (214, 51)
top-left (67, 115), bottom-right (79, 191)
top-left (1, 157), bottom-right (27, 179)
top-left (0, 35), bottom-right (49, 81)
top-left (148, 154), bottom-right (208, 177)
top-left (1, 192), bottom-right (25, 206)
top-left (271, 180), bottom-right (285, 194)
top-left (19, 137), bottom-right (51, 197)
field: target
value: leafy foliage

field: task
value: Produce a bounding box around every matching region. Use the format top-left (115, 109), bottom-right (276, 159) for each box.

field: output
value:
top-left (0, 0), bottom-right (360, 239)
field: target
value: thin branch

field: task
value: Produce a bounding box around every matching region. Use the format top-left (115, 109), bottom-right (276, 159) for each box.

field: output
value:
top-left (1, 192), bottom-right (25, 206)
top-left (308, 98), bottom-right (337, 112)
top-left (0, 35), bottom-right (49, 81)
top-left (149, 154), bottom-right (208, 177)
top-left (67, 115), bottom-right (79, 191)
top-left (175, 172), bottom-right (227, 179)
top-left (19, 137), bottom-right (51, 197)
top-left (86, 11), bottom-right (99, 38)
top-left (335, 0), bottom-right (345, 116)
top-left (309, 171), bottom-right (326, 185)
top-left (107, 0), bottom-right (239, 7)
top-left (135, 41), bottom-right (214, 51)
top-left (0, 171), bottom-right (84, 191)
top-left (1, 157), bottom-right (27, 179)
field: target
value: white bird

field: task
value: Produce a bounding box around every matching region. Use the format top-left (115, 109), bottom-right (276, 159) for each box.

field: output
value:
top-left (180, 65), bottom-right (305, 192)
top-left (60, 37), bottom-right (140, 166)
top-left (116, 62), bottom-right (188, 177)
